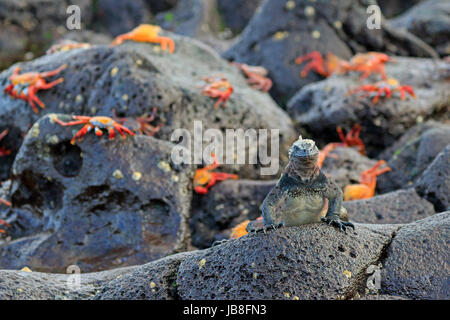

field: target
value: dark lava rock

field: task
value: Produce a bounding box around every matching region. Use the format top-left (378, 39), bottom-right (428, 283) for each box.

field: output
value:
top-left (378, 0), bottom-right (423, 18)
top-left (190, 179), bottom-right (276, 248)
top-left (176, 223), bottom-right (399, 299)
top-left (156, 0), bottom-right (221, 38)
top-left (0, 0), bottom-right (93, 70)
top-left (217, 0), bottom-right (262, 35)
top-left (92, 0), bottom-right (151, 37)
top-left (0, 114), bottom-right (193, 273)
top-left (0, 34), bottom-right (296, 180)
top-left (287, 57), bottom-right (450, 155)
top-left (93, 251), bottom-right (201, 300)
top-left (344, 188), bottom-right (435, 224)
top-left (320, 147), bottom-right (378, 190)
top-left (155, 0), bottom-right (234, 53)
top-left (0, 265), bottom-right (135, 300)
top-left (223, 0), bottom-right (438, 105)
top-left (415, 145), bottom-right (450, 212)
top-left (377, 122), bottom-right (450, 193)
top-left (380, 212), bottom-right (450, 299)
top-left (390, 0), bottom-right (450, 57)
top-left (146, 0), bottom-right (178, 14)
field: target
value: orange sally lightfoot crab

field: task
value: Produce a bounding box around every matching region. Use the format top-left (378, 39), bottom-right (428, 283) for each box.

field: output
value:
top-left (295, 51), bottom-right (391, 80)
top-left (194, 154), bottom-right (238, 194)
top-left (232, 62), bottom-right (272, 92)
top-left (343, 160), bottom-right (391, 201)
top-left (4, 64), bottom-right (67, 113)
top-left (200, 77), bottom-right (234, 109)
top-left (317, 124), bottom-right (366, 168)
top-left (53, 115), bottom-right (136, 145)
top-left (113, 107), bottom-right (162, 137)
top-left (111, 24), bottom-right (175, 53)
top-left (347, 78), bottom-right (416, 104)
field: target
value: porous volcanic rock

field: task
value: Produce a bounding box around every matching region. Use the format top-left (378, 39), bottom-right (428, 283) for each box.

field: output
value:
top-left (344, 188), bottom-right (435, 224)
top-left (380, 212), bottom-right (450, 299)
top-left (0, 265), bottom-right (136, 300)
top-left (93, 251), bottom-right (201, 300)
top-left (287, 57), bottom-right (450, 155)
top-left (176, 223), bottom-right (399, 299)
top-left (0, 114), bottom-right (193, 273)
top-left (91, 0), bottom-right (151, 36)
top-left (217, 0), bottom-right (262, 35)
top-left (0, 33), bottom-right (297, 180)
top-left (415, 145), bottom-right (450, 212)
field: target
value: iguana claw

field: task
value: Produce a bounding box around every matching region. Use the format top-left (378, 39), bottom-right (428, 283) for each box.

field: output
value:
top-left (321, 216), bottom-right (354, 232)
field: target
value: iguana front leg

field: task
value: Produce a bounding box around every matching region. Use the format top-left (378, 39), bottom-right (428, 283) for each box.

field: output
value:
top-left (321, 180), bottom-right (354, 232)
top-left (247, 183), bottom-right (285, 234)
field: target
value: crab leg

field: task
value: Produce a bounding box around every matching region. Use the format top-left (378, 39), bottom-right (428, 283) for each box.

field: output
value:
top-left (39, 64), bottom-right (67, 78)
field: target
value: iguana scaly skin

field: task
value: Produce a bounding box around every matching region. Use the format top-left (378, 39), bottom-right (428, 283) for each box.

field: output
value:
top-left (247, 136), bottom-right (354, 233)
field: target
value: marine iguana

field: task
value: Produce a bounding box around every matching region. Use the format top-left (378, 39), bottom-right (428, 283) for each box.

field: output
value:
top-left (247, 135), bottom-right (354, 233)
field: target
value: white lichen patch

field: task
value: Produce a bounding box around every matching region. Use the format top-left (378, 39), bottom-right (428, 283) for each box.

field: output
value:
top-left (30, 122), bottom-right (40, 138)
top-left (150, 281), bottom-right (156, 288)
top-left (46, 135), bottom-right (59, 145)
top-left (110, 67), bottom-right (118, 77)
top-left (122, 94), bottom-right (129, 101)
top-left (136, 59), bottom-right (143, 66)
top-left (75, 94), bottom-right (83, 104)
top-left (312, 30), bottom-right (321, 39)
top-left (273, 31), bottom-right (289, 41)
top-left (198, 258), bottom-right (206, 269)
top-left (304, 6), bottom-right (315, 16)
top-left (334, 21), bottom-right (342, 29)
top-left (158, 161), bottom-right (171, 172)
top-left (132, 171), bottom-right (142, 181)
top-left (343, 270), bottom-right (352, 278)
top-left (172, 175), bottom-right (179, 182)
top-left (112, 169), bottom-right (124, 179)
top-left (285, 0), bottom-right (295, 10)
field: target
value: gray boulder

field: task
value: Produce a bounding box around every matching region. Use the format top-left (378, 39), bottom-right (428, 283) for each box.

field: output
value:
top-left (390, 0), bottom-right (450, 56)
top-left (176, 223), bottom-right (398, 299)
top-left (377, 122), bottom-right (450, 193)
top-left (415, 145), bottom-right (450, 212)
top-left (380, 212), bottom-right (450, 299)
top-left (0, 114), bottom-right (193, 273)
top-left (344, 188), bottom-right (435, 224)
top-left (0, 265), bottom-right (135, 300)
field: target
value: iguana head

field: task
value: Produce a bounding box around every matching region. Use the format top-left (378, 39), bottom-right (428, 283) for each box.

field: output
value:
top-left (288, 135), bottom-right (319, 158)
